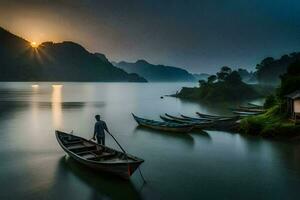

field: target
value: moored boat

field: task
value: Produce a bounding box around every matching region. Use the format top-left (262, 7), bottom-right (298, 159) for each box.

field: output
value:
top-left (55, 131), bottom-right (144, 179)
top-left (232, 110), bottom-right (261, 116)
top-left (180, 114), bottom-right (210, 122)
top-left (165, 113), bottom-right (211, 123)
top-left (160, 115), bottom-right (212, 129)
top-left (132, 114), bottom-right (194, 133)
top-left (247, 102), bottom-right (263, 108)
top-left (196, 112), bottom-right (234, 120)
top-left (230, 107), bottom-right (265, 113)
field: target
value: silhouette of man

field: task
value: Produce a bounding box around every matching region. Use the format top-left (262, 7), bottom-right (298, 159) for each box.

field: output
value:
top-left (92, 115), bottom-right (109, 145)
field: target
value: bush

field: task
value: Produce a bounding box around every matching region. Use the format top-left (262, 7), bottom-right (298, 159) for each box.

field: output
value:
top-left (264, 94), bottom-right (276, 109)
top-left (239, 105), bottom-right (300, 138)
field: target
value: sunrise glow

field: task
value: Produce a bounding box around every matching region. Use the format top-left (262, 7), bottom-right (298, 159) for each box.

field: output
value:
top-left (30, 41), bottom-right (38, 48)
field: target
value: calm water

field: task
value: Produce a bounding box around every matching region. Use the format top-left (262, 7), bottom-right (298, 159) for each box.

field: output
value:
top-left (0, 82), bottom-right (299, 200)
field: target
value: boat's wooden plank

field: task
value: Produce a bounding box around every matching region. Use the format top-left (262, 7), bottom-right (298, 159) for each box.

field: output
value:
top-left (81, 154), bottom-right (97, 159)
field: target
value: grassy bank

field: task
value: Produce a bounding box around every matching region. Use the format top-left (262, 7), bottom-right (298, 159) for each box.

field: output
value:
top-left (239, 105), bottom-right (300, 138)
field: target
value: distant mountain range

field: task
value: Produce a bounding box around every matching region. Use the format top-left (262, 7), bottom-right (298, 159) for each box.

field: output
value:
top-left (0, 26), bottom-right (146, 82)
top-left (113, 60), bottom-right (196, 82)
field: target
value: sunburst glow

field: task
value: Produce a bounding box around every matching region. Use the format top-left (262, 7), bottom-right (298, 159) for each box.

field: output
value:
top-left (30, 41), bottom-right (38, 48)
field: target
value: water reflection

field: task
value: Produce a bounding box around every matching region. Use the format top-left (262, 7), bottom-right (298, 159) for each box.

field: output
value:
top-left (0, 82), bottom-right (300, 199)
top-left (57, 156), bottom-right (141, 200)
top-left (52, 85), bottom-right (63, 129)
top-left (134, 126), bottom-right (195, 148)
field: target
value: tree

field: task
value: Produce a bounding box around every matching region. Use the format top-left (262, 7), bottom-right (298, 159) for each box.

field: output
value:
top-left (198, 80), bottom-right (206, 87)
top-left (278, 59), bottom-right (300, 98)
top-left (207, 75), bottom-right (217, 84)
top-left (225, 70), bottom-right (242, 84)
top-left (264, 94), bottom-right (276, 109)
top-left (217, 66), bottom-right (232, 81)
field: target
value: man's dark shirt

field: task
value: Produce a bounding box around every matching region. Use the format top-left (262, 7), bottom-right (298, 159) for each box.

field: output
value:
top-left (94, 120), bottom-right (108, 137)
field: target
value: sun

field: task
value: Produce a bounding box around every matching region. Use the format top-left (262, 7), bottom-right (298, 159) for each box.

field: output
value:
top-left (30, 41), bottom-right (38, 48)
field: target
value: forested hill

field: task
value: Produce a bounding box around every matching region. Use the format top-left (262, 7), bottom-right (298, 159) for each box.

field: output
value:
top-left (256, 52), bottom-right (300, 85)
top-left (0, 27), bottom-right (146, 82)
top-left (114, 60), bottom-right (196, 82)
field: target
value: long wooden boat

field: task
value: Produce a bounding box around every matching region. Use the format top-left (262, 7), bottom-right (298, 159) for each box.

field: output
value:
top-left (239, 105), bottom-right (261, 109)
top-left (247, 102), bottom-right (263, 108)
top-left (161, 114), bottom-right (240, 131)
top-left (55, 131), bottom-right (144, 179)
top-left (232, 111), bottom-right (260, 116)
top-left (195, 112), bottom-right (235, 120)
top-left (164, 113), bottom-right (210, 123)
top-left (180, 114), bottom-right (213, 122)
top-left (160, 115), bottom-right (212, 129)
top-left (231, 107), bottom-right (265, 113)
top-left (132, 114), bottom-right (194, 133)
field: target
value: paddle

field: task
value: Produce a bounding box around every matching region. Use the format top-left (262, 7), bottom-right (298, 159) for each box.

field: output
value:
top-left (106, 131), bottom-right (127, 154)
top-left (106, 131), bottom-right (146, 183)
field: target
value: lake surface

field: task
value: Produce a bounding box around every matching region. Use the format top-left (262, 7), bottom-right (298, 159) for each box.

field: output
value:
top-left (0, 82), bottom-right (299, 200)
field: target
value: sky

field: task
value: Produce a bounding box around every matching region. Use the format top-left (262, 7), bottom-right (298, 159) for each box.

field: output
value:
top-left (0, 0), bottom-right (299, 73)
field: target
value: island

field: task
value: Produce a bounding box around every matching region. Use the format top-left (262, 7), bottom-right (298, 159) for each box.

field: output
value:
top-left (174, 66), bottom-right (265, 102)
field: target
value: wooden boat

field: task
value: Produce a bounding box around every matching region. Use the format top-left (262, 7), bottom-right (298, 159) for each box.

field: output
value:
top-left (160, 115), bottom-right (214, 129)
top-left (165, 113), bottom-right (209, 122)
top-left (161, 114), bottom-right (240, 131)
top-left (132, 114), bottom-right (194, 133)
top-left (195, 112), bottom-right (234, 120)
top-left (247, 102), bottom-right (263, 108)
top-left (55, 131), bottom-right (144, 179)
top-left (160, 115), bottom-right (201, 124)
top-left (239, 105), bottom-right (261, 109)
top-left (232, 111), bottom-right (260, 116)
top-left (231, 107), bottom-right (265, 113)
top-left (180, 114), bottom-right (213, 122)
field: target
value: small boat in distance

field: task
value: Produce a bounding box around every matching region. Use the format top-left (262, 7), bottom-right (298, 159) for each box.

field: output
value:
top-left (55, 131), bottom-right (144, 179)
top-left (132, 114), bottom-right (194, 133)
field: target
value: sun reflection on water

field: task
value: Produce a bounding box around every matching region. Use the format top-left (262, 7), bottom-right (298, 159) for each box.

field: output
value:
top-left (52, 85), bottom-right (63, 129)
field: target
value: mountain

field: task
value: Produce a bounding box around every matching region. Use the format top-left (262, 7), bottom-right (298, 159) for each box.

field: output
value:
top-left (193, 73), bottom-right (210, 81)
top-left (114, 60), bottom-right (196, 82)
top-left (256, 52), bottom-right (300, 85)
top-left (0, 27), bottom-right (146, 82)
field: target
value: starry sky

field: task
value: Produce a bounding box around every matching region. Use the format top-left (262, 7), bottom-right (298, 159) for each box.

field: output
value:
top-left (0, 0), bottom-right (299, 73)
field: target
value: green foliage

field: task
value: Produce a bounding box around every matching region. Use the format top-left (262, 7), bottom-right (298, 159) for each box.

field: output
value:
top-left (255, 53), bottom-right (300, 85)
top-left (277, 59), bottom-right (300, 98)
top-left (198, 80), bottom-right (206, 87)
top-left (264, 94), bottom-right (276, 109)
top-left (207, 75), bottom-right (217, 84)
top-left (226, 71), bottom-right (242, 84)
top-left (177, 67), bottom-right (259, 102)
top-left (240, 105), bottom-right (300, 137)
top-left (217, 66), bottom-right (232, 81)
top-left (240, 59), bottom-right (300, 138)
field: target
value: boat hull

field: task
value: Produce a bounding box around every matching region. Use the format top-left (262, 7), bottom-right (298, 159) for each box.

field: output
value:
top-left (132, 114), bottom-right (193, 133)
top-left (56, 131), bottom-right (144, 179)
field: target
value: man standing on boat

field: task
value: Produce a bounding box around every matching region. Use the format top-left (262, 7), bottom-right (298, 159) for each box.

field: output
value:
top-left (92, 114), bottom-right (109, 145)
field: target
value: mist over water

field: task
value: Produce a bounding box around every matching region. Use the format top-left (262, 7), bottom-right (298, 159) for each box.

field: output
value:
top-left (0, 82), bottom-right (299, 200)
